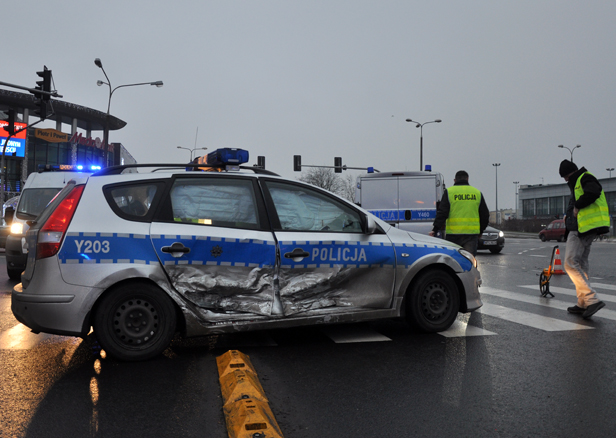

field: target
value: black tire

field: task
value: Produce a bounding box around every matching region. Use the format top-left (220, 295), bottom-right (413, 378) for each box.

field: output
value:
top-left (7, 267), bottom-right (22, 281)
top-left (490, 247), bottom-right (503, 254)
top-left (406, 270), bottom-right (460, 332)
top-left (94, 283), bottom-right (177, 361)
top-left (540, 235), bottom-right (546, 242)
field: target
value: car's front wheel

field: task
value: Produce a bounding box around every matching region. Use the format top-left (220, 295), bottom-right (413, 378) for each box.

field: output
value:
top-left (94, 283), bottom-right (177, 361)
top-left (540, 235), bottom-right (547, 242)
top-left (406, 269), bottom-right (460, 332)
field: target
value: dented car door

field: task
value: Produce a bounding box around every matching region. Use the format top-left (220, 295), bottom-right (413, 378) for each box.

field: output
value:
top-left (261, 180), bottom-right (396, 316)
top-left (150, 176), bottom-right (278, 318)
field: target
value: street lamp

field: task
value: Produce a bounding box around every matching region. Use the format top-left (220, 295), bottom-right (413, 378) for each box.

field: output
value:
top-left (513, 181), bottom-right (519, 219)
top-left (177, 146), bottom-right (208, 161)
top-left (558, 144), bottom-right (581, 162)
top-left (405, 118), bottom-right (442, 171)
top-left (95, 58), bottom-right (163, 167)
top-left (493, 163), bottom-right (501, 225)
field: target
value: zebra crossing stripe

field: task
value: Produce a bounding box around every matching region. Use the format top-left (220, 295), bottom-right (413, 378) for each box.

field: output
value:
top-left (321, 325), bottom-right (391, 343)
top-left (519, 285), bottom-right (616, 304)
top-left (477, 302), bottom-right (594, 331)
top-left (439, 319), bottom-right (497, 337)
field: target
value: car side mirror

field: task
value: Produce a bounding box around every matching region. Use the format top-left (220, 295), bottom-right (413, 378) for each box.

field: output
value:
top-left (4, 207), bottom-right (14, 225)
top-left (365, 213), bottom-right (377, 234)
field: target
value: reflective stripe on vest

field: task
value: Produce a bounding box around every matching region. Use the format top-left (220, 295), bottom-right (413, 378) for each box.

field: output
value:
top-left (574, 172), bottom-right (610, 233)
top-left (445, 185), bottom-right (481, 235)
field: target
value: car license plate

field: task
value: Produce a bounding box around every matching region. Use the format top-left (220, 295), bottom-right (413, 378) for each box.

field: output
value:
top-left (483, 241), bottom-right (497, 245)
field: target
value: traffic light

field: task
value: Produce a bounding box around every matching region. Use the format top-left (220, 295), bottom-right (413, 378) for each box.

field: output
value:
top-left (3, 109), bottom-right (16, 136)
top-left (257, 156), bottom-right (265, 169)
top-left (334, 157), bottom-right (342, 173)
top-left (293, 155), bottom-right (302, 172)
top-left (32, 66), bottom-right (52, 119)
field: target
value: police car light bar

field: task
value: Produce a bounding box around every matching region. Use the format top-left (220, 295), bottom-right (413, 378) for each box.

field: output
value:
top-left (38, 164), bottom-right (101, 173)
top-left (202, 148), bottom-right (249, 166)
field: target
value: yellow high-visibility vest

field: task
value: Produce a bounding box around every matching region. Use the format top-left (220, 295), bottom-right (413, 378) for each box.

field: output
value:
top-left (574, 172), bottom-right (610, 233)
top-left (445, 185), bottom-right (481, 235)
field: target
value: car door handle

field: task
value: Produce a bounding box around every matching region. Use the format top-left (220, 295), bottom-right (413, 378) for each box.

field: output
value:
top-left (284, 248), bottom-right (310, 261)
top-left (161, 242), bottom-right (191, 258)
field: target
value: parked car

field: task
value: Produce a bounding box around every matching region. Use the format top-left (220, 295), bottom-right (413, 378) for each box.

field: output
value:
top-left (478, 226), bottom-right (505, 254)
top-left (539, 219), bottom-right (566, 242)
top-left (12, 148), bottom-right (483, 361)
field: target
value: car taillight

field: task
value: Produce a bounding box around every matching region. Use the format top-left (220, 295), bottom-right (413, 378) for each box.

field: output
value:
top-left (36, 185), bottom-right (85, 260)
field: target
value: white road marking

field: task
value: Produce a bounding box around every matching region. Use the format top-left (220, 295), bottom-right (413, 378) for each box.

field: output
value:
top-left (439, 319), bottom-right (497, 337)
top-left (519, 285), bottom-right (616, 304)
top-left (321, 325), bottom-right (391, 343)
top-left (477, 302), bottom-right (593, 331)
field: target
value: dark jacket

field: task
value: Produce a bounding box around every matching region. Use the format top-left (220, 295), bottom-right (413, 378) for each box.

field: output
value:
top-left (565, 167), bottom-right (610, 238)
top-left (432, 181), bottom-right (490, 234)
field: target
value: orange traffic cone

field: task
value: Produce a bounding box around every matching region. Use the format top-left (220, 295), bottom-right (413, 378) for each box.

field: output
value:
top-left (552, 248), bottom-right (565, 275)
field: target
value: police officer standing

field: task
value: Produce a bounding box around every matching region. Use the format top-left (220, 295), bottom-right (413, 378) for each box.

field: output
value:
top-left (559, 159), bottom-right (609, 319)
top-left (429, 170), bottom-right (490, 256)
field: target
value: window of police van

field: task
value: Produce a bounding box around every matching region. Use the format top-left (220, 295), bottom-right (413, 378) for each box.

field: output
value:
top-left (264, 181), bottom-right (363, 233)
top-left (169, 178), bottom-right (261, 230)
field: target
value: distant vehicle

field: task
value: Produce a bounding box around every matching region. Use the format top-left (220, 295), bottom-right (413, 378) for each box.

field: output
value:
top-left (12, 149), bottom-right (482, 361)
top-left (539, 219), bottom-right (566, 242)
top-left (5, 165), bottom-right (97, 279)
top-left (478, 226), bottom-right (505, 254)
top-left (354, 169), bottom-right (446, 235)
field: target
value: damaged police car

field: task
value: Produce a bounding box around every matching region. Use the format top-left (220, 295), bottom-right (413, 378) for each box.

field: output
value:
top-left (12, 149), bottom-right (482, 361)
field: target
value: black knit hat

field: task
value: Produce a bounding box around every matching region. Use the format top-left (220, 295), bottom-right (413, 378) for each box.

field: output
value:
top-left (559, 159), bottom-right (578, 177)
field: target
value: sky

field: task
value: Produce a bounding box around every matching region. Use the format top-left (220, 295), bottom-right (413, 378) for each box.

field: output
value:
top-left (3, 0), bottom-right (616, 211)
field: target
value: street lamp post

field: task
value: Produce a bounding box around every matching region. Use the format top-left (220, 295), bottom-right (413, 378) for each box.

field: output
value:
top-left (558, 144), bottom-right (581, 162)
top-left (177, 146), bottom-right (208, 161)
top-left (493, 163), bottom-right (501, 225)
top-left (95, 58), bottom-right (163, 167)
top-left (513, 181), bottom-right (519, 219)
top-left (607, 168), bottom-right (614, 178)
top-left (405, 119), bottom-right (442, 171)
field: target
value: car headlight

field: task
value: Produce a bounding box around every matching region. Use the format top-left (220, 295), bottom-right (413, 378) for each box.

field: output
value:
top-left (10, 222), bottom-right (23, 235)
top-left (459, 249), bottom-right (477, 268)
top-left (499, 231), bottom-right (504, 238)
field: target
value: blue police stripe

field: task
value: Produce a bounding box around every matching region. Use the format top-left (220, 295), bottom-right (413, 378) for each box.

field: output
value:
top-left (368, 209), bottom-right (436, 221)
top-left (279, 240), bottom-right (395, 269)
top-left (394, 243), bottom-right (472, 271)
top-left (151, 235), bottom-right (276, 267)
top-left (60, 233), bottom-right (158, 264)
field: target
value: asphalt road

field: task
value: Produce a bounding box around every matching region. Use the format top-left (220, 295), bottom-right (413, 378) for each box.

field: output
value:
top-left (1, 238), bottom-right (616, 438)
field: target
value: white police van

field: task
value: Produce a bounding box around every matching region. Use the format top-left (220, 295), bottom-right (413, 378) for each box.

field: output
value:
top-left (12, 149), bottom-right (482, 361)
top-left (5, 165), bottom-right (98, 279)
top-left (355, 168), bottom-right (446, 235)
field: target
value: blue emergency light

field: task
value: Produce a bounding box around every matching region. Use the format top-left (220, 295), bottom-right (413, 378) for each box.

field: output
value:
top-left (38, 164), bottom-right (99, 173)
top-left (205, 148), bottom-right (249, 166)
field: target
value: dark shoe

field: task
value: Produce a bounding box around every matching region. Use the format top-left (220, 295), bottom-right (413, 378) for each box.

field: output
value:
top-left (567, 305), bottom-right (586, 315)
top-left (582, 301), bottom-right (605, 319)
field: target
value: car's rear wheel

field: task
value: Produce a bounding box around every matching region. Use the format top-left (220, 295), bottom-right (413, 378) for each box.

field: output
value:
top-left (406, 270), bottom-right (460, 332)
top-left (7, 267), bottom-right (21, 280)
top-left (94, 283), bottom-right (177, 361)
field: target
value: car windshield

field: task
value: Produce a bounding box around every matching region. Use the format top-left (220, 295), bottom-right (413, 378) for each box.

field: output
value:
top-left (16, 188), bottom-right (63, 219)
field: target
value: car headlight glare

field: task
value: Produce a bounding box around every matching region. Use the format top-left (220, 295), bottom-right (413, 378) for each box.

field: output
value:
top-left (499, 231), bottom-right (504, 238)
top-left (459, 249), bottom-right (477, 268)
top-left (10, 222), bottom-right (23, 235)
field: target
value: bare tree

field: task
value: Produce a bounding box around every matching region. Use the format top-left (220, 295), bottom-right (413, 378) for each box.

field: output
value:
top-left (338, 173), bottom-right (357, 203)
top-left (297, 168), bottom-right (343, 194)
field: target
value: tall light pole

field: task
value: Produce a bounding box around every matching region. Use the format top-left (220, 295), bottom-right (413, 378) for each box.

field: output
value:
top-left (177, 146), bottom-right (208, 161)
top-left (607, 168), bottom-right (614, 178)
top-left (513, 181), bottom-right (519, 219)
top-left (405, 119), bottom-right (442, 171)
top-left (95, 58), bottom-right (163, 167)
top-left (493, 163), bottom-right (501, 225)
top-left (558, 144), bottom-right (581, 162)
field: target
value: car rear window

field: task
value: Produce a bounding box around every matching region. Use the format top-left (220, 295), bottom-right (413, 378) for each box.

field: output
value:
top-left (108, 183), bottom-right (159, 218)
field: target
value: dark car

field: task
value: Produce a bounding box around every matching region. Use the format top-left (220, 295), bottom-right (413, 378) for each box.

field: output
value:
top-left (538, 219), bottom-right (566, 242)
top-left (478, 225), bottom-right (505, 253)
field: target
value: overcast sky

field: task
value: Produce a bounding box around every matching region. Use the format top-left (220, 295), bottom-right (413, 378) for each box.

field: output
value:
top-left (4, 1), bottom-right (616, 210)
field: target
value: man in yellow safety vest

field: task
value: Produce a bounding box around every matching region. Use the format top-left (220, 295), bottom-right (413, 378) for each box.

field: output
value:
top-left (559, 159), bottom-right (610, 319)
top-left (429, 170), bottom-right (489, 256)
